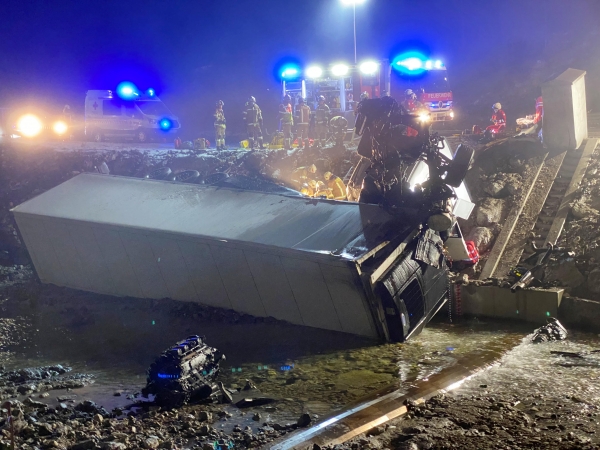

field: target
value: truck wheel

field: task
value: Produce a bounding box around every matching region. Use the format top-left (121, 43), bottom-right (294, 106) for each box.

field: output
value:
top-left (137, 130), bottom-right (148, 143)
top-left (445, 144), bottom-right (474, 187)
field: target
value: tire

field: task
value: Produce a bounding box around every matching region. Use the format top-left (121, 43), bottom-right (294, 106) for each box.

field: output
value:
top-left (137, 129), bottom-right (148, 143)
top-left (445, 144), bottom-right (474, 188)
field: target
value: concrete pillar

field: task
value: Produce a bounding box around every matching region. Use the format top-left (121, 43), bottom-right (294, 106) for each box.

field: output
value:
top-left (542, 68), bottom-right (588, 150)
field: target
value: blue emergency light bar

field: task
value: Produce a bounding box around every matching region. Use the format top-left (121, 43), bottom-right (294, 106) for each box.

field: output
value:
top-left (392, 52), bottom-right (444, 75)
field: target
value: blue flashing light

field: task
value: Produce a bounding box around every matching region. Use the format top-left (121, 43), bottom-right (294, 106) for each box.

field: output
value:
top-left (434, 60), bottom-right (444, 69)
top-left (116, 81), bottom-right (139, 100)
top-left (279, 64), bottom-right (301, 80)
top-left (159, 118), bottom-right (172, 130)
top-left (392, 52), bottom-right (428, 75)
top-left (147, 88), bottom-right (155, 97)
top-left (425, 60), bottom-right (433, 70)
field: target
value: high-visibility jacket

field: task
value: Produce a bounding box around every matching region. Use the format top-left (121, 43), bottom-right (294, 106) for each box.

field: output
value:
top-left (279, 104), bottom-right (294, 124)
top-left (492, 109), bottom-right (506, 124)
top-left (327, 176), bottom-right (347, 200)
top-left (244, 103), bottom-right (263, 125)
top-left (214, 110), bottom-right (226, 128)
top-left (315, 104), bottom-right (330, 124)
top-left (295, 104), bottom-right (311, 124)
top-left (534, 97), bottom-right (543, 124)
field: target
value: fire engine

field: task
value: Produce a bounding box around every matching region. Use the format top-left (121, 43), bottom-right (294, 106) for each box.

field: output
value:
top-left (279, 53), bottom-right (455, 122)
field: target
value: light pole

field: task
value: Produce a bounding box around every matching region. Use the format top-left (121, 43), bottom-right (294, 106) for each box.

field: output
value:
top-left (340, 0), bottom-right (365, 64)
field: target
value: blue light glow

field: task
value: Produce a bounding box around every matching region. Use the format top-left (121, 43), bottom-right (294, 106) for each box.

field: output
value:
top-left (392, 52), bottom-right (428, 75)
top-left (147, 88), bottom-right (155, 97)
top-left (116, 81), bottom-right (139, 100)
top-left (157, 373), bottom-right (179, 379)
top-left (434, 60), bottom-right (444, 69)
top-left (159, 118), bottom-right (172, 130)
top-left (279, 64), bottom-right (301, 80)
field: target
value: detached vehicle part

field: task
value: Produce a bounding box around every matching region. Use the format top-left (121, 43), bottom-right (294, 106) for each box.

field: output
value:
top-left (143, 335), bottom-right (224, 407)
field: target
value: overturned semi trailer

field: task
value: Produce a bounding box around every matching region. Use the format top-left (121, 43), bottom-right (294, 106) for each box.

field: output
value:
top-left (11, 173), bottom-right (448, 342)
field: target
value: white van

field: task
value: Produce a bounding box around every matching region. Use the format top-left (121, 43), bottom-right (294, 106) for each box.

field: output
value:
top-left (85, 90), bottom-right (180, 142)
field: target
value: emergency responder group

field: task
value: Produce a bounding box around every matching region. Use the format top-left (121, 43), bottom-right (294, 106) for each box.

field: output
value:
top-left (211, 94), bottom-right (354, 151)
top-left (290, 164), bottom-right (347, 200)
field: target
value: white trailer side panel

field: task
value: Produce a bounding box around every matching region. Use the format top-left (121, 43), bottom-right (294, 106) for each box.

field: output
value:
top-left (12, 174), bottom-right (416, 338)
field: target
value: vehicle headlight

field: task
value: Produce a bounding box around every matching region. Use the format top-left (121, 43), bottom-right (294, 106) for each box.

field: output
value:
top-left (53, 121), bottom-right (68, 135)
top-left (17, 114), bottom-right (43, 137)
top-left (450, 111), bottom-right (455, 119)
top-left (418, 112), bottom-right (431, 123)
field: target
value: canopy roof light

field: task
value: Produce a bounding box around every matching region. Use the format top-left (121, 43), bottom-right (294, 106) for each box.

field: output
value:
top-left (306, 66), bottom-right (323, 79)
top-left (331, 63), bottom-right (349, 77)
top-left (359, 60), bottom-right (379, 75)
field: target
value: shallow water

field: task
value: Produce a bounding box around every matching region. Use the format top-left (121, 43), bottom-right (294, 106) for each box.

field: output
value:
top-left (3, 286), bottom-right (600, 428)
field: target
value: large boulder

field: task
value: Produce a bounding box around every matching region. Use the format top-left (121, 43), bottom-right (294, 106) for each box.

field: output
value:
top-left (466, 227), bottom-right (494, 252)
top-left (476, 198), bottom-right (506, 226)
top-left (544, 259), bottom-right (585, 288)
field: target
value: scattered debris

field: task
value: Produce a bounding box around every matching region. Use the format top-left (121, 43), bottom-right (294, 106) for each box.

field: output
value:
top-left (531, 318), bottom-right (568, 343)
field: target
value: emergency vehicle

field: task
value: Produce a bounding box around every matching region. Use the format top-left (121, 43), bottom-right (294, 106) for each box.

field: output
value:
top-left (85, 87), bottom-right (180, 143)
top-left (279, 54), bottom-right (455, 122)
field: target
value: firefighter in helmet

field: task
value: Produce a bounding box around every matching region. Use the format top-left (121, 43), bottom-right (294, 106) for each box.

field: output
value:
top-left (214, 100), bottom-right (226, 150)
top-left (295, 97), bottom-right (311, 149)
top-left (401, 89), bottom-right (422, 113)
top-left (243, 96), bottom-right (265, 149)
top-left (324, 171), bottom-right (347, 200)
top-left (279, 94), bottom-right (294, 150)
top-left (329, 115), bottom-right (348, 147)
top-left (314, 95), bottom-right (330, 148)
top-left (291, 164), bottom-right (317, 189)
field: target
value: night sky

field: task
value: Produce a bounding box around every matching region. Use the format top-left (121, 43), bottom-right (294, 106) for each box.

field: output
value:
top-left (1, 0), bottom-right (598, 136)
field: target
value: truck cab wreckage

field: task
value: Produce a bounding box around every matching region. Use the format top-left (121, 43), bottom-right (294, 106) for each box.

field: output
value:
top-left (11, 96), bottom-right (473, 343)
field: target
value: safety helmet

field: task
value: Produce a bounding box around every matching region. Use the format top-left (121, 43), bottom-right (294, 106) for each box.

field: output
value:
top-left (493, 102), bottom-right (502, 110)
top-left (248, 96), bottom-right (256, 103)
top-left (404, 89), bottom-right (414, 96)
top-left (216, 100), bottom-right (224, 107)
top-left (318, 95), bottom-right (326, 102)
top-left (308, 164), bottom-right (317, 173)
top-left (324, 171), bottom-right (333, 180)
top-left (300, 184), bottom-right (310, 195)
top-left (308, 180), bottom-right (318, 189)
top-left (283, 94), bottom-right (291, 103)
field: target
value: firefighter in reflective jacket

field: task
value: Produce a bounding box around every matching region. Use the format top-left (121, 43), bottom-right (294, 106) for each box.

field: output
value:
top-left (329, 116), bottom-right (348, 147)
top-left (243, 96), bottom-right (265, 149)
top-left (314, 96), bottom-right (330, 148)
top-left (401, 89), bottom-right (422, 113)
top-left (214, 100), bottom-right (226, 150)
top-left (279, 94), bottom-right (294, 150)
top-left (291, 164), bottom-right (317, 188)
top-left (324, 171), bottom-right (347, 200)
top-left (295, 98), bottom-right (311, 149)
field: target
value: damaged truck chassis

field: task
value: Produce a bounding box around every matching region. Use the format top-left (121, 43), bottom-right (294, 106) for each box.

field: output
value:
top-left (11, 97), bottom-right (470, 343)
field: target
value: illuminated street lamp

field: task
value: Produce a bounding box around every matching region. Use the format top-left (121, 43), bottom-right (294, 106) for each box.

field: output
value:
top-left (340, 0), bottom-right (366, 64)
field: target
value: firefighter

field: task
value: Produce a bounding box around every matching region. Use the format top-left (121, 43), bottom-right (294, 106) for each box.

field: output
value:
top-left (279, 94), bottom-right (294, 150)
top-left (491, 102), bottom-right (506, 125)
top-left (295, 98), bottom-right (311, 149)
top-left (243, 96), bottom-right (264, 149)
top-left (291, 164), bottom-right (317, 188)
top-left (329, 116), bottom-right (348, 147)
top-left (314, 95), bottom-right (330, 148)
top-left (214, 100), bottom-right (226, 150)
top-left (324, 171), bottom-right (347, 200)
top-left (401, 89), bottom-right (422, 113)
